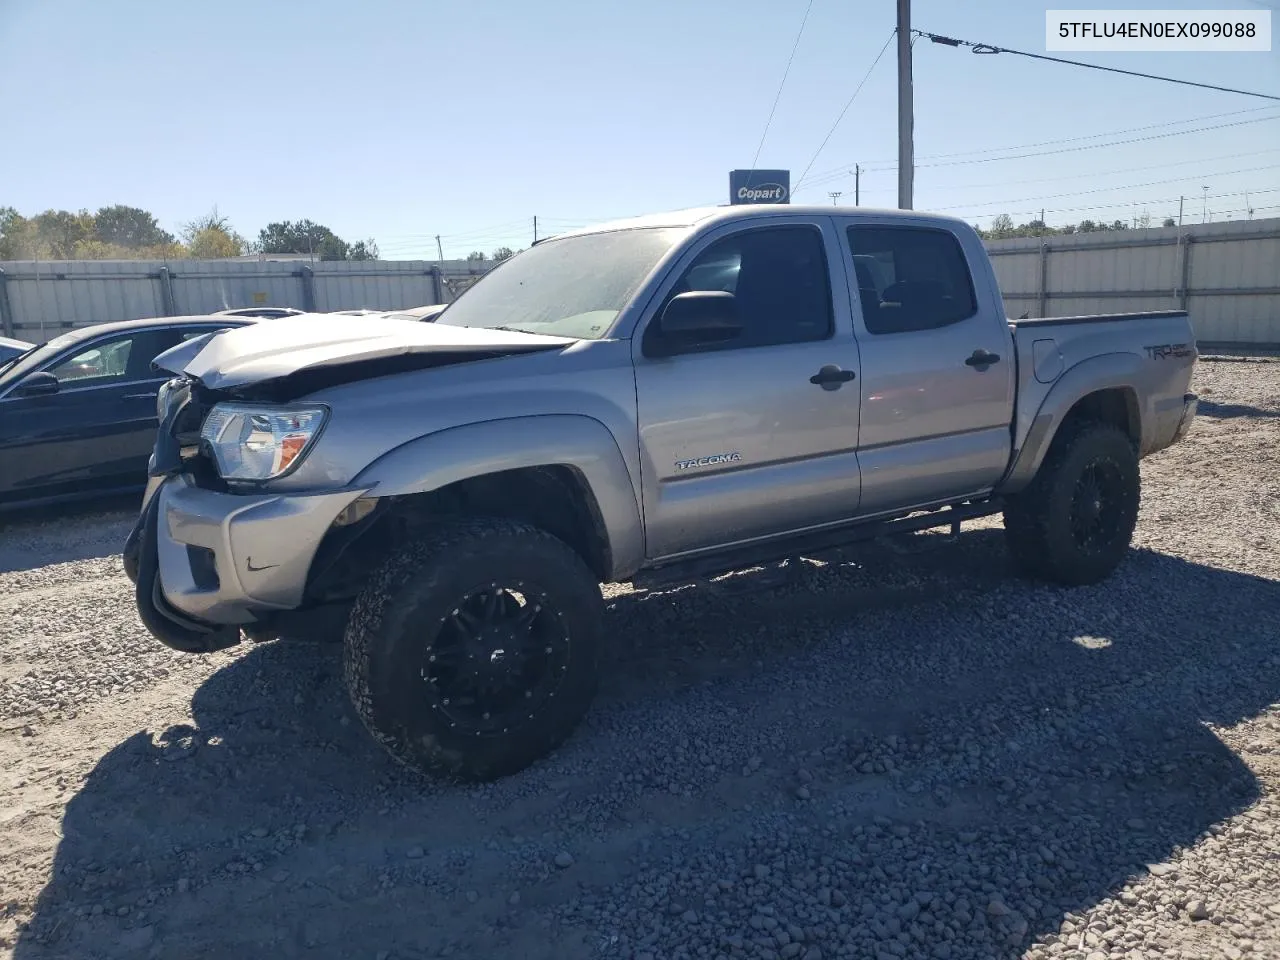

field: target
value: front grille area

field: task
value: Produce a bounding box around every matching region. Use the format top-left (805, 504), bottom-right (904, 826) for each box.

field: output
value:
top-left (158, 379), bottom-right (228, 491)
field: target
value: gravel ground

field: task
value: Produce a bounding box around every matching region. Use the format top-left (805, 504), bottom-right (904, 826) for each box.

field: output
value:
top-left (2, 359), bottom-right (1278, 960)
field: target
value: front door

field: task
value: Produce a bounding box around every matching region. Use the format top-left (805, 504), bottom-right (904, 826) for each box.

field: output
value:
top-left (0, 327), bottom-right (190, 505)
top-left (838, 220), bottom-right (1016, 515)
top-left (633, 219), bottom-right (863, 560)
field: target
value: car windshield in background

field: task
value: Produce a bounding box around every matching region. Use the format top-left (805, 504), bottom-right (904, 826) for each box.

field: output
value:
top-left (435, 227), bottom-right (686, 340)
top-left (0, 331), bottom-right (82, 385)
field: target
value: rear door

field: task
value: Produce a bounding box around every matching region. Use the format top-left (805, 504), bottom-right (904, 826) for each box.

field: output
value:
top-left (632, 217), bottom-right (863, 560)
top-left (837, 220), bottom-right (1015, 515)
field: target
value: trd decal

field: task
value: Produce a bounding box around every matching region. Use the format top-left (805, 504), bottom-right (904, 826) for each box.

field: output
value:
top-left (674, 452), bottom-right (742, 471)
top-left (1143, 343), bottom-right (1193, 360)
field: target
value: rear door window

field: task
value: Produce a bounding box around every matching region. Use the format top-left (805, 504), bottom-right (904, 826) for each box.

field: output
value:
top-left (845, 226), bottom-right (978, 335)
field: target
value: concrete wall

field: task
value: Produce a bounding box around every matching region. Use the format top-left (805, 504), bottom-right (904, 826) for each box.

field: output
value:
top-left (984, 217), bottom-right (1280, 348)
top-left (0, 258), bottom-right (493, 342)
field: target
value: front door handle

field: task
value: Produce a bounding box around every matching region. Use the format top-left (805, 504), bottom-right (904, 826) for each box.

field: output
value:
top-left (809, 364), bottom-right (857, 391)
top-left (965, 349), bottom-right (1001, 370)
top-left (124, 392), bottom-right (159, 401)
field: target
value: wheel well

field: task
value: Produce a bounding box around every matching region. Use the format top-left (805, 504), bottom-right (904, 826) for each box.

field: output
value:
top-left (303, 466), bottom-right (612, 605)
top-left (418, 465), bottom-right (612, 580)
top-left (1063, 387), bottom-right (1140, 445)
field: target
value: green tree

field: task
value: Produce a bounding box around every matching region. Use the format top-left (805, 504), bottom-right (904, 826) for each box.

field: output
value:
top-left (491, 246), bottom-right (515, 261)
top-left (0, 207), bottom-right (42, 259)
top-left (258, 219), bottom-right (350, 260)
top-left (1162, 217), bottom-right (1177, 228)
top-left (467, 250), bottom-right (487, 262)
top-left (93, 204), bottom-right (174, 248)
top-left (33, 209), bottom-right (95, 258)
top-left (989, 214), bottom-right (1015, 238)
top-left (348, 239), bottom-right (379, 261)
top-left (183, 207), bottom-right (247, 258)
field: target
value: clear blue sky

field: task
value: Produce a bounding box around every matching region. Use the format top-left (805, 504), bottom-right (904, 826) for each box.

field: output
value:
top-left (1, 0), bottom-right (1277, 259)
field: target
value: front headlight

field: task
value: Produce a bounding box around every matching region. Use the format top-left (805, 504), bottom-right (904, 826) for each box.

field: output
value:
top-left (199, 403), bottom-right (328, 481)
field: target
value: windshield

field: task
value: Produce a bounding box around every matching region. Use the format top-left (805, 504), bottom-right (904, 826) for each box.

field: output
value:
top-left (0, 329), bottom-right (84, 384)
top-left (436, 227), bottom-right (685, 340)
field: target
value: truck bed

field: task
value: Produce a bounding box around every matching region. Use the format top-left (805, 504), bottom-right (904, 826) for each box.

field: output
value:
top-left (1006, 308), bottom-right (1198, 477)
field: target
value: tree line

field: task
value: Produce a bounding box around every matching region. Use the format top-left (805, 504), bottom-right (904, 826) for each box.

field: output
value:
top-left (0, 204), bottom-right (380, 261)
top-left (974, 211), bottom-right (1179, 240)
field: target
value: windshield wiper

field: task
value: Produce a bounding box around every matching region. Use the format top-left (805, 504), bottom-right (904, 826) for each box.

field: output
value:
top-left (0, 346), bottom-right (38, 373)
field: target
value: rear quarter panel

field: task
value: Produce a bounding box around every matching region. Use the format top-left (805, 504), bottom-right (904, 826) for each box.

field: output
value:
top-left (1001, 311), bottom-right (1197, 492)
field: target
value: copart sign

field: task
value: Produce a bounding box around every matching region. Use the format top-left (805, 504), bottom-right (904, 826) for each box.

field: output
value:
top-left (729, 169), bottom-right (791, 205)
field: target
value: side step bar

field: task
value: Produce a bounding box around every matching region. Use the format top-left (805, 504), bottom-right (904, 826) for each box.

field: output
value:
top-left (631, 499), bottom-right (1002, 592)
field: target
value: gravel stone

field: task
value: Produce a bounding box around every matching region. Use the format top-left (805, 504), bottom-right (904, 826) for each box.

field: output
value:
top-left (2, 360), bottom-right (1279, 960)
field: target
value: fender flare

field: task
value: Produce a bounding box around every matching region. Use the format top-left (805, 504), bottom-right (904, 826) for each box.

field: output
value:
top-left (999, 352), bottom-right (1144, 493)
top-left (351, 414), bottom-right (645, 579)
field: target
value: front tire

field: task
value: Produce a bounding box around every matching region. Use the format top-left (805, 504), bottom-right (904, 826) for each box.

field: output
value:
top-left (343, 517), bottom-right (604, 781)
top-left (1002, 421), bottom-right (1140, 586)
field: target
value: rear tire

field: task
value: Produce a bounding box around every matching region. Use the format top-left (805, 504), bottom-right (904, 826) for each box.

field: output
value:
top-left (343, 517), bottom-right (604, 781)
top-left (1002, 421), bottom-right (1140, 586)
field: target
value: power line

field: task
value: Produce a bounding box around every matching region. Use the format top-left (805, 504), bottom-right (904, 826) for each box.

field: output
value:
top-left (798, 104), bottom-right (1280, 183)
top-left (800, 146), bottom-right (1280, 200)
top-left (914, 30), bottom-right (1280, 101)
top-left (917, 147), bottom-right (1280, 193)
top-left (947, 186), bottom-right (1280, 221)
top-left (748, 0), bottom-right (816, 173)
top-left (797, 113), bottom-right (1280, 189)
top-left (926, 164), bottom-right (1280, 214)
top-left (794, 29), bottom-right (896, 190)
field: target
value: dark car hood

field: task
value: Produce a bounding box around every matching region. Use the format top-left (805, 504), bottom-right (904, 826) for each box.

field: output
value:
top-left (154, 313), bottom-right (576, 392)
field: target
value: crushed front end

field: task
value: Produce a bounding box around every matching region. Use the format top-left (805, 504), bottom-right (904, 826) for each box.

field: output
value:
top-left (124, 376), bottom-right (375, 653)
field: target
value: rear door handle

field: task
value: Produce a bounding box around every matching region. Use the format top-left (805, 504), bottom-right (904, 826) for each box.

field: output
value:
top-left (809, 365), bottom-right (857, 391)
top-left (124, 392), bottom-right (158, 401)
top-left (965, 349), bottom-right (1001, 370)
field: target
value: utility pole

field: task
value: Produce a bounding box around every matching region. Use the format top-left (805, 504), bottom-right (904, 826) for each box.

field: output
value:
top-left (1178, 196), bottom-right (1184, 229)
top-left (896, 0), bottom-right (914, 210)
top-left (854, 164), bottom-right (861, 206)
top-left (533, 215), bottom-right (538, 244)
top-left (1201, 185), bottom-right (1209, 223)
top-left (828, 191), bottom-right (843, 206)
top-left (435, 235), bottom-right (444, 262)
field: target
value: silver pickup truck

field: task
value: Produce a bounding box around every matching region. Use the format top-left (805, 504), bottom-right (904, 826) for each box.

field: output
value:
top-left (123, 204), bottom-right (1199, 781)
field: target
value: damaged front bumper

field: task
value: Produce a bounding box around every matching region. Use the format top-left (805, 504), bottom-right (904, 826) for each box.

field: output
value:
top-left (126, 475), bottom-right (371, 652)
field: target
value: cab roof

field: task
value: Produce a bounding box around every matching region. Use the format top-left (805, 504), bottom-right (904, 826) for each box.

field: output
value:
top-left (543, 204), bottom-right (973, 241)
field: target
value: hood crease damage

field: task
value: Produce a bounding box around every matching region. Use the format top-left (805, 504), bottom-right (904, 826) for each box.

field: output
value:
top-left (151, 313), bottom-right (576, 401)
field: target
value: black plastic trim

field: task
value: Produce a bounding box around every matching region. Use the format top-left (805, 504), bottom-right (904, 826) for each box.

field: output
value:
top-left (1012, 310), bottom-right (1188, 328)
top-left (632, 499), bottom-right (1001, 591)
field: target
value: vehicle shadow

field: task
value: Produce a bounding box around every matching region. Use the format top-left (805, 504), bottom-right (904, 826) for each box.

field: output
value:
top-left (12, 532), bottom-right (1280, 960)
top-left (1197, 399), bottom-right (1280, 420)
top-left (0, 493), bottom-right (139, 574)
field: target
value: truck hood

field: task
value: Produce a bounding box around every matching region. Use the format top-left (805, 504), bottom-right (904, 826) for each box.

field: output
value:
top-left (155, 313), bottom-right (577, 394)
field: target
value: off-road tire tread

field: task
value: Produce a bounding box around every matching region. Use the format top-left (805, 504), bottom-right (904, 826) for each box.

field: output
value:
top-left (343, 516), bottom-right (603, 781)
top-left (1002, 420), bottom-right (1140, 586)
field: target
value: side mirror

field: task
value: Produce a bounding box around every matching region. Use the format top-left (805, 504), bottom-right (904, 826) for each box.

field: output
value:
top-left (656, 290), bottom-right (742, 347)
top-left (12, 371), bottom-right (59, 398)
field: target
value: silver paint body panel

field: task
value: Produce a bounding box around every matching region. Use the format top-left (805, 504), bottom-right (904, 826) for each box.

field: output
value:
top-left (142, 204), bottom-right (1198, 626)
